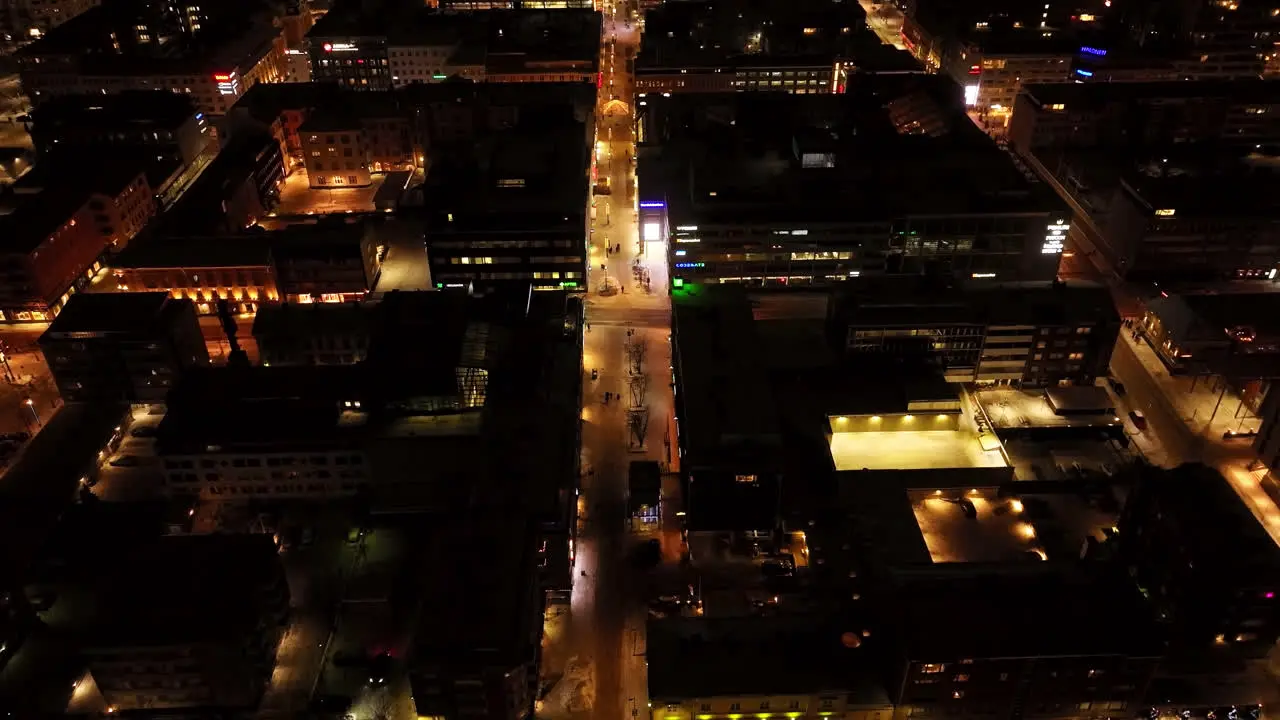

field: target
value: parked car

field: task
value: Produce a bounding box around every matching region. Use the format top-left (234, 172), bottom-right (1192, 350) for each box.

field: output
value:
top-left (1128, 410), bottom-right (1147, 430)
top-left (1107, 377), bottom-right (1126, 396)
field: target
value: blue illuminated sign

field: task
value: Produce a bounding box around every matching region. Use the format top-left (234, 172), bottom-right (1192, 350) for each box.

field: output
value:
top-left (1079, 46), bottom-right (1107, 56)
top-left (674, 262), bottom-right (705, 269)
top-left (1075, 68), bottom-right (1094, 77)
top-left (639, 201), bottom-right (666, 208)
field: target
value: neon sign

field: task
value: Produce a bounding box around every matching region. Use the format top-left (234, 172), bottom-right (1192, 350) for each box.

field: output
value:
top-left (324, 42), bottom-right (358, 52)
top-left (1075, 68), bottom-right (1094, 77)
top-left (213, 71), bottom-right (238, 96)
top-left (639, 201), bottom-right (665, 208)
top-left (1079, 46), bottom-right (1107, 56)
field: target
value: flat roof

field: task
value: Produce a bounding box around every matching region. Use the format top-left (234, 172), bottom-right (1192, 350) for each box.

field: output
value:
top-left (1021, 78), bottom-right (1280, 112)
top-left (30, 90), bottom-right (197, 130)
top-left (832, 277), bottom-right (1115, 329)
top-left (42, 292), bottom-right (178, 337)
top-left (647, 616), bottom-right (890, 704)
top-left (910, 489), bottom-right (1117, 564)
top-left (112, 234), bottom-right (274, 269)
top-left (638, 79), bottom-right (1064, 224)
top-left (885, 570), bottom-right (1165, 660)
top-left (17, 0), bottom-right (280, 75)
top-left (83, 534), bottom-right (282, 647)
top-left (829, 428), bottom-right (1006, 472)
top-left (0, 403), bottom-right (130, 582)
top-left (976, 388), bottom-right (1124, 431)
top-left (672, 285), bottom-right (783, 468)
top-left (1147, 292), bottom-right (1280, 344)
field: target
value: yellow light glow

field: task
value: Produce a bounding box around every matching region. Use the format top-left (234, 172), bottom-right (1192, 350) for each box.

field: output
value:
top-left (1010, 499), bottom-right (1024, 513)
top-left (1017, 522), bottom-right (1037, 539)
top-left (1033, 548), bottom-right (1048, 561)
top-left (903, 414), bottom-right (914, 421)
top-left (870, 415), bottom-right (881, 422)
top-left (835, 416), bottom-right (848, 423)
top-left (934, 489), bottom-right (943, 496)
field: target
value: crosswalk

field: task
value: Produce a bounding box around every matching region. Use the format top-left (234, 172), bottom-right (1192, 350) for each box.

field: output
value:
top-left (585, 306), bottom-right (670, 328)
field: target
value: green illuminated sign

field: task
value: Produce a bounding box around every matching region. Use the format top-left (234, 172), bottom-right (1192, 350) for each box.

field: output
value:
top-left (673, 278), bottom-right (684, 288)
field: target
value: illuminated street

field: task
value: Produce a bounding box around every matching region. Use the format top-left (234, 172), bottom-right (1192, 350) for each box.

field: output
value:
top-left (543, 3), bottom-right (671, 720)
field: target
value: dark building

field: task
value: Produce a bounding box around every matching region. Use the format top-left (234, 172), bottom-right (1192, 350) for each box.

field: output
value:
top-left (638, 79), bottom-right (1070, 287)
top-left (154, 131), bottom-right (284, 234)
top-left (38, 292), bottom-right (208, 403)
top-left (1118, 463), bottom-right (1280, 663)
top-left (15, 0), bottom-right (287, 117)
top-left (0, 156), bottom-right (157, 322)
top-left (422, 92), bottom-right (592, 291)
top-left (645, 616), bottom-right (893, 720)
top-left (880, 573), bottom-right (1162, 720)
top-left (270, 221), bottom-right (383, 303)
top-left (25, 90), bottom-right (212, 167)
top-left (634, 0), bottom-right (920, 96)
top-left (78, 534), bottom-right (289, 712)
top-left (1009, 79), bottom-right (1280, 153)
top-left (306, 6), bottom-right (600, 89)
top-left (828, 277), bottom-right (1120, 387)
top-left (408, 510), bottom-right (544, 720)
top-left (252, 302), bottom-right (372, 366)
top-left (1095, 156), bottom-right (1280, 282)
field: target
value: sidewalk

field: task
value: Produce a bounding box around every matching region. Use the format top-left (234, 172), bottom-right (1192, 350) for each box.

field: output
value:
top-left (1122, 330), bottom-right (1260, 444)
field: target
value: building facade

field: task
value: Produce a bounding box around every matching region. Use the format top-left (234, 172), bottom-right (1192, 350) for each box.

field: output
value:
top-left (39, 293), bottom-right (209, 403)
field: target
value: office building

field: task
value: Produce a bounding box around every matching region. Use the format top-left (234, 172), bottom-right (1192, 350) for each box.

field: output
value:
top-left (0, 158), bottom-right (156, 323)
top-left (1119, 464), bottom-right (1280, 662)
top-left (423, 87), bottom-right (592, 291)
top-left (298, 93), bottom-right (413, 187)
top-left (78, 534), bottom-right (289, 711)
top-left (1119, 0), bottom-right (1280, 80)
top-left (306, 7), bottom-right (600, 90)
top-left (15, 0), bottom-right (287, 118)
top-left (634, 0), bottom-right (920, 96)
top-left (25, 90), bottom-right (211, 167)
top-left (638, 80), bottom-right (1069, 287)
top-left (646, 617), bottom-right (893, 720)
top-left (408, 510), bottom-right (545, 720)
top-left (1009, 79), bottom-right (1280, 153)
top-left (1094, 155), bottom-right (1280, 282)
top-left (829, 277), bottom-right (1119, 387)
top-left (39, 292), bottom-right (208, 403)
top-left (271, 222), bottom-right (382, 303)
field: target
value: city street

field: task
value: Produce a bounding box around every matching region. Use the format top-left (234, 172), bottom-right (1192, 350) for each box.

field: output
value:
top-left (542, 4), bottom-right (675, 720)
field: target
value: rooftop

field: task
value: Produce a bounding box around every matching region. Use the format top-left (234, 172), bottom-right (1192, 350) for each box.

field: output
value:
top-left (1021, 78), bottom-right (1280, 111)
top-left (1146, 292), bottom-right (1280, 345)
top-left (0, 151), bottom-right (151, 256)
top-left (42, 292), bottom-right (189, 337)
top-left (884, 570), bottom-right (1164, 660)
top-left (647, 616), bottom-right (890, 704)
top-left (829, 426), bottom-right (1006, 472)
top-left (17, 0), bottom-right (281, 75)
top-left (831, 278), bottom-right (1116, 329)
top-left (636, 0), bottom-right (918, 73)
top-left (112, 234), bottom-right (274, 269)
top-left (1128, 463), bottom-right (1280, 572)
top-left (411, 509), bottom-right (540, 665)
top-left (638, 79), bottom-right (1062, 224)
top-left (156, 132), bottom-right (280, 235)
top-left (29, 90), bottom-right (199, 130)
top-left (83, 534), bottom-right (282, 647)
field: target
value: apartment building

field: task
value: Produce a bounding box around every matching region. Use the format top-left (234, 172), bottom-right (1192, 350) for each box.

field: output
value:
top-left (111, 236), bottom-right (279, 316)
top-left (39, 292), bottom-right (208, 403)
top-left (15, 0), bottom-right (287, 118)
top-left (0, 158), bottom-right (155, 322)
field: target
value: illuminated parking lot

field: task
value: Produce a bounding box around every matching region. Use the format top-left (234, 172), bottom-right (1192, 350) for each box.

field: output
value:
top-left (828, 429), bottom-right (1008, 471)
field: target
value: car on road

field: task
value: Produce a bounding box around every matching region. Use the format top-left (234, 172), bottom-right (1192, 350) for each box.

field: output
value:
top-left (1128, 410), bottom-right (1147, 430)
top-left (108, 455), bottom-right (140, 467)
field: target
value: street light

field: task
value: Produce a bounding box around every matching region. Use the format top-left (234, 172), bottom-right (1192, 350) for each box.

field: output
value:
top-left (24, 397), bottom-right (40, 426)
